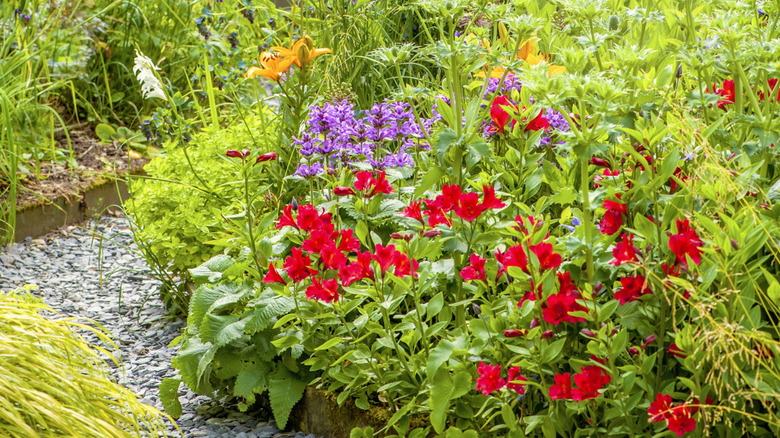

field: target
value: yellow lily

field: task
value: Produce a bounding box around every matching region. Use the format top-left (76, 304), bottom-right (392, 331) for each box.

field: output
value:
top-left (271, 35), bottom-right (331, 68)
top-left (245, 51), bottom-right (294, 81)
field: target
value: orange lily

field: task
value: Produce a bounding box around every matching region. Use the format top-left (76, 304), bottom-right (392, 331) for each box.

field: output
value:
top-left (271, 35), bottom-right (331, 68)
top-left (476, 36), bottom-right (566, 79)
top-left (245, 51), bottom-right (294, 81)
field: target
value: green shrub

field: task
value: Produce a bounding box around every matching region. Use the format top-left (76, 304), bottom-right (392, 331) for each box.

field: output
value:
top-left (0, 286), bottom-right (171, 437)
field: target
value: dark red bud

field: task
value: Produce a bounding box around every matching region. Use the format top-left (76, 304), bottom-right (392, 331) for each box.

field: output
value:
top-left (333, 186), bottom-right (355, 196)
top-left (629, 347), bottom-right (640, 356)
top-left (390, 232), bottom-right (403, 240)
top-left (589, 157), bottom-right (610, 168)
top-left (241, 149), bottom-right (251, 158)
top-left (581, 328), bottom-right (597, 338)
top-left (256, 152), bottom-right (277, 163)
top-left (594, 282), bottom-right (603, 293)
top-left (504, 329), bottom-right (523, 338)
top-left (423, 229), bottom-right (441, 238)
top-left (226, 149), bottom-right (242, 158)
top-left (730, 239), bottom-right (739, 250)
top-left (541, 330), bottom-right (554, 339)
top-left (611, 328), bottom-right (619, 336)
top-left (530, 318), bottom-right (539, 329)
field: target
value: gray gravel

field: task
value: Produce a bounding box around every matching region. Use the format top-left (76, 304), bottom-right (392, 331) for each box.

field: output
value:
top-left (0, 215), bottom-right (318, 438)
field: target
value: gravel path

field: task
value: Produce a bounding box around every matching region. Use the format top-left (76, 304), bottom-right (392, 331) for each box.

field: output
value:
top-left (0, 215), bottom-right (318, 438)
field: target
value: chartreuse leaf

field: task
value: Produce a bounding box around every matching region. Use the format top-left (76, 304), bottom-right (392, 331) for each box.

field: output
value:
top-left (159, 378), bottom-right (182, 419)
top-left (268, 365), bottom-right (307, 430)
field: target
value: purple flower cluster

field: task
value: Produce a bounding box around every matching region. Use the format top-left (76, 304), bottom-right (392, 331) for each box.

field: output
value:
top-left (485, 74), bottom-right (523, 97)
top-left (292, 100), bottom-right (435, 178)
top-left (540, 108), bottom-right (569, 146)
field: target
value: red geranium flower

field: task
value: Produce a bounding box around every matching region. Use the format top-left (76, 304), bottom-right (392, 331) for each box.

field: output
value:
top-left (648, 393), bottom-right (674, 422)
top-left (614, 275), bottom-right (652, 305)
top-left (667, 405), bottom-right (697, 436)
top-left (460, 253), bottom-right (487, 282)
top-left (668, 342), bottom-right (687, 358)
top-left (367, 171), bottom-right (394, 198)
top-left (402, 201), bottom-right (424, 224)
top-left (454, 192), bottom-right (485, 221)
top-left (489, 95), bottom-right (517, 134)
top-left (338, 250), bottom-right (374, 286)
top-left (524, 109), bottom-right (550, 132)
top-left (337, 229), bottom-right (360, 253)
top-left (557, 272), bottom-right (580, 297)
top-left (549, 372), bottom-right (572, 400)
top-left (571, 365), bottom-right (611, 401)
top-left (354, 171), bottom-right (374, 191)
top-left (542, 293), bottom-right (588, 325)
top-left (296, 205), bottom-right (332, 232)
top-left (283, 247), bottom-right (317, 282)
top-left (611, 233), bottom-right (638, 265)
top-left (302, 229), bottom-right (332, 253)
top-left (668, 218), bottom-right (703, 266)
top-left (476, 362), bottom-right (505, 395)
top-left (373, 244), bottom-right (397, 274)
top-left (711, 79), bottom-right (736, 110)
top-left (393, 252), bottom-right (418, 278)
top-left (506, 366), bottom-right (527, 395)
top-left (495, 245), bottom-right (528, 278)
top-left (599, 199), bottom-right (627, 235)
top-left (439, 184), bottom-right (462, 212)
top-left (305, 277), bottom-right (340, 303)
top-left (319, 243), bottom-right (348, 271)
top-left (480, 185), bottom-right (506, 210)
top-left (277, 205), bottom-right (298, 230)
top-left (529, 242), bottom-right (562, 272)
top-left (262, 263), bottom-right (286, 284)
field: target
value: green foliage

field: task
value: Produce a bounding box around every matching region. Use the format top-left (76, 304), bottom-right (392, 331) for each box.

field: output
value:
top-left (0, 286), bottom-right (171, 437)
top-left (165, 255), bottom-right (310, 428)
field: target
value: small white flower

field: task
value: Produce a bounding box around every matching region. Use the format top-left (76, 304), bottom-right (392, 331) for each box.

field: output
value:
top-left (133, 49), bottom-right (166, 100)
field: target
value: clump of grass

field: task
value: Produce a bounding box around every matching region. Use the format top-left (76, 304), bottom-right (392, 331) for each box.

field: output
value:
top-left (0, 286), bottom-right (172, 437)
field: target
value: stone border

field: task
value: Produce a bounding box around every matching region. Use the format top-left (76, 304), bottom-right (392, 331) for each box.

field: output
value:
top-left (4, 170), bottom-right (142, 243)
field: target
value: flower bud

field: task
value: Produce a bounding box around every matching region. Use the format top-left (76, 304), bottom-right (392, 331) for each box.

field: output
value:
top-left (303, 35), bottom-right (315, 51)
top-left (594, 282), bottom-right (603, 293)
top-left (472, 303), bottom-right (482, 316)
top-left (541, 330), bottom-right (554, 339)
top-left (504, 329), bottom-right (523, 338)
top-left (226, 149), bottom-right (242, 158)
top-left (730, 238), bottom-right (739, 250)
top-left (256, 151), bottom-right (277, 163)
top-left (629, 347), bottom-right (640, 356)
top-left (423, 229), bottom-right (441, 238)
top-left (581, 328), bottom-right (597, 338)
top-left (608, 15), bottom-right (620, 31)
top-left (676, 64), bottom-right (683, 78)
top-left (297, 44), bottom-right (311, 66)
top-left (291, 198), bottom-right (298, 211)
top-left (530, 318), bottom-right (539, 329)
top-left (642, 334), bottom-right (656, 349)
top-left (589, 157), bottom-right (610, 168)
top-left (390, 232), bottom-right (403, 240)
top-left (611, 327), bottom-right (619, 336)
top-left (333, 186), bottom-right (355, 196)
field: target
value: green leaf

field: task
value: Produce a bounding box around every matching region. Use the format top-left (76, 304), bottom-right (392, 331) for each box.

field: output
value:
top-left (415, 167), bottom-right (444, 197)
top-left (95, 123), bottom-right (116, 142)
top-left (315, 337), bottom-right (344, 351)
top-left (541, 338), bottom-right (566, 364)
top-left (268, 365), bottom-right (307, 430)
top-left (430, 367), bottom-right (454, 433)
top-left (233, 361), bottom-right (271, 405)
top-left (159, 378), bottom-right (182, 419)
top-left (427, 339), bottom-right (455, 376)
top-left (426, 293), bottom-right (444, 320)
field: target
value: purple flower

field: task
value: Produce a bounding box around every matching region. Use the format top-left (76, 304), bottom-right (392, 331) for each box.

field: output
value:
top-left (294, 162), bottom-right (324, 178)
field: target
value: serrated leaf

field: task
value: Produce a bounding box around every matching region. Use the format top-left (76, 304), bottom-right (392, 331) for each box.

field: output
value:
top-left (159, 378), bottom-right (182, 419)
top-left (269, 365), bottom-right (307, 430)
top-left (233, 361), bottom-right (271, 405)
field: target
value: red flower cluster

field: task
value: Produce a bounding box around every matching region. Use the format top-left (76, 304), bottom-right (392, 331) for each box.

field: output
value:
top-left (709, 79), bottom-right (736, 110)
top-left (610, 233), bottom-right (638, 265)
top-left (668, 218), bottom-right (703, 267)
top-left (334, 171), bottom-right (394, 198)
top-left (266, 204), bottom-right (417, 303)
top-left (599, 198), bottom-right (627, 235)
top-left (542, 272), bottom-right (588, 325)
top-left (648, 394), bottom-right (697, 436)
top-left (402, 184), bottom-right (505, 227)
top-left (549, 366), bottom-right (611, 401)
top-left (489, 95), bottom-right (550, 134)
top-left (495, 241), bottom-right (562, 279)
top-left (460, 254), bottom-right (487, 282)
top-left (613, 275), bottom-right (652, 305)
top-left (475, 362), bottom-right (527, 396)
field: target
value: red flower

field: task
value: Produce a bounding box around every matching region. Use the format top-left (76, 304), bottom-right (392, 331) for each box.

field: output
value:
top-left (480, 185), bottom-right (506, 210)
top-left (506, 366), bottom-right (527, 395)
top-left (648, 393), bottom-right (674, 422)
top-left (277, 205), bottom-right (298, 230)
top-left (614, 275), bottom-right (652, 305)
top-left (524, 109), bottom-right (550, 132)
top-left (402, 201), bottom-right (424, 224)
top-left (338, 250), bottom-right (374, 286)
top-left (517, 281), bottom-right (541, 307)
top-left (611, 233), bottom-right (638, 265)
top-left (423, 199), bottom-right (452, 228)
top-left (667, 405), bottom-right (696, 436)
top-left (367, 171), bottom-right (394, 198)
top-left (296, 205), bottom-right (332, 232)
top-left (599, 209), bottom-right (624, 235)
top-left (542, 293), bottom-right (588, 325)
top-left (302, 229), bottom-right (332, 253)
top-left (226, 149), bottom-right (250, 158)
top-left (337, 229), bottom-right (360, 253)
top-left (333, 186), bottom-right (355, 196)
top-left (373, 244), bottom-right (397, 274)
top-left (256, 151), bottom-right (277, 162)
top-left (393, 252), bottom-right (418, 278)
top-left (319, 243), bottom-right (348, 271)
top-left (759, 78), bottom-right (780, 102)
top-left (668, 218), bottom-right (703, 265)
top-left (305, 277), bottom-right (340, 303)
top-left (454, 192), bottom-right (484, 221)
top-left (439, 184), bottom-right (462, 212)
top-left (489, 95), bottom-right (516, 134)
top-left (668, 342), bottom-right (687, 359)
top-left (548, 372), bottom-right (572, 400)
top-left (262, 263), bottom-right (286, 284)
top-left (476, 362), bottom-right (505, 395)
top-left (556, 272), bottom-right (580, 297)
top-left (354, 171), bottom-right (374, 191)
top-left (529, 242), bottom-right (562, 272)
top-left (460, 254), bottom-right (487, 282)
top-left (711, 79), bottom-right (735, 110)
top-left (495, 245), bottom-right (528, 278)
top-left (283, 248), bottom-right (317, 282)
top-left (662, 263), bottom-right (681, 277)
top-left (571, 366), bottom-right (611, 401)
